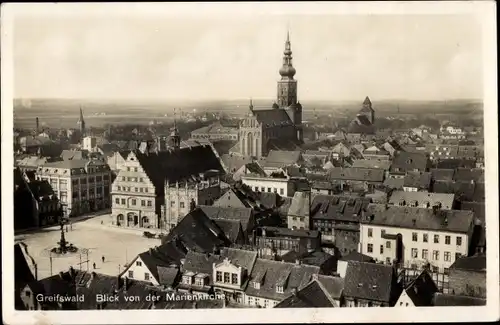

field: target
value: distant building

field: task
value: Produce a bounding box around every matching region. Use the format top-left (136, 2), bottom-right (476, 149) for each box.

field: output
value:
top-left (346, 97), bottom-right (376, 136)
top-left (82, 136), bottom-right (97, 152)
top-left (231, 32), bottom-right (303, 158)
top-left (448, 254), bottom-right (486, 299)
top-left (252, 226), bottom-right (321, 257)
top-left (36, 159), bottom-right (111, 217)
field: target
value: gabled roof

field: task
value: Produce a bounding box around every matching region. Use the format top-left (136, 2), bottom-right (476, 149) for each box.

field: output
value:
top-left (364, 203), bottom-right (475, 234)
top-left (310, 195), bottom-right (371, 222)
top-left (264, 150), bottom-right (302, 169)
top-left (388, 191), bottom-right (455, 210)
top-left (219, 247), bottom-right (258, 272)
top-left (220, 154), bottom-right (253, 173)
top-left (403, 171), bottom-right (431, 189)
top-left (157, 266), bottom-right (180, 288)
top-left (403, 270), bottom-right (438, 306)
top-left (213, 219), bottom-right (243, 243)
top-left (460, 201), bottom-right (485, 224)
top-left (163, 208), bottom-right (230, 253)
top-left (343, 261), bottom-right (394, 302)
top-left (132, 145), bottom-right (225, 192)
top-left (453, 168), bottom-right (484, 183)
top-left (340, 251), bottom-right (375, 263)
top-left (60, 149), bottom-right (89, 161)
top-left (430, 168), bottom-right (455, 181)
top-left (327, 167), bottom-right (384, 182)
top-left (390, 152), bottom-right (429, 172)
top-left (199, 205), bottom-right (253, 233)
top-left (351, 159), bottom-right (391, 170)
top-left (182, 251), bottom-right (222, 285)
top-left (245, 258), bottom-right (320, 301)
top-left (252, 109), bottom-right (293, 127)
top-left (274, 280), bottom-right (337, 308)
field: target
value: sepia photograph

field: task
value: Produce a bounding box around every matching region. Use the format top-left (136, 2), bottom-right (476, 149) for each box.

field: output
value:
top-left (1, 1), bottom-right (498, 324)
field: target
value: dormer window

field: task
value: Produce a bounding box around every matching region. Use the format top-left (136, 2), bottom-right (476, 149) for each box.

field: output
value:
top-left (183, 272), bottom-right (194, 285)
top-left (276, 286), bottom-right (284, 293)
top-left (253, 282), bottom-right (260, 290)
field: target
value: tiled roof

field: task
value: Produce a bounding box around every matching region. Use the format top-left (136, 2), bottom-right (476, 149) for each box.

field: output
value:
top-left (310, 195), bottom-right (371, 222)
top-left (403, 172), bottom-right (431, 189)
top-left (213, 219), bottom-right (243, 243)
top-left (245, 258), bottom-right (320, 301)
top-left (288, 191), bottom-right (310, 218)
top-left (390, 152), bottom-right (429, 172)
top-left (460, 202), bottom-right (485, 224)
top-left (432, 293), bottom-right (486, 306)
top-left (137, 248), bottom-right (176, 283)
top-left (264, 150), bottom-right (302, 169)
top-left (163, 208), bottom-right (230, 253)
top-left (343, 261), bottom-right (394, 302)
top-left (430, 168), bottom-right (455, 181)
top-left (157, 266), bottom-right (180, 288)
top-left (351, 159), bottom-right (391, 170)
top-left (220, 154), bottom-right (253, 173)
top-left (274, 280), bottom-right (336, 308)
top-left (220, 247), bottom-right (258, 272)
top-left (191, 122), bottom-right (238, 135)
top-left (266, 138), bottom-right (301, 153)
top-left (450, 254), bottom-right (486, 272)
top-left (436, 159), bottom-right (476, 169)
top-left (388, 191), bottom-right (455, 210)
top-left (340, 251), bottom-right (375, 263)
top-left (133, 145), bottom-right (225, 191)
top-left (28, 270), bottom-right (78, 299)
top-left (432, 180), bottom-right (475, 201)
top-left (383, 177), bottom-right (405, 190)
top-left (199, 205), bottom-right (253, 233)
top-left (252, 109), bottom-right (293, 127)
top-left (281, 250), bottom-right (336, 269)
top-left (26, 179), bottom-right (55, 200)
top-left (453, 168), bottom-right (484, 183)
top-left (364, 203), bottom-right (475, 234)
top-left (183, 251), bottom-right (222, 285)
top-left (403, 270), bottom-right (438, 306)
top-left (60, 150), bottom-right (89, 161)
top-left (42, 159), bottom-right (109, 170)
top-left (316, 275), bottom-right (344, 300)
top-left (258, 226), bottom-right (320, 239)
top-left (327, 167), bottom-right (385, 182)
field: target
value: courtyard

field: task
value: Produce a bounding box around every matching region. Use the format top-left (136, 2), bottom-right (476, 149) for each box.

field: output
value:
top-left (15, 214), bottom-right (161, 280)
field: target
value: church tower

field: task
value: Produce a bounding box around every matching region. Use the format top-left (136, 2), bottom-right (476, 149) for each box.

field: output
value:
top-left (360, 96), bottom-right (375, 124)
top-left (168, 108), bottom-right (181, 149)
top-left (77, 106), bottom-right (86, 137)
top-left (277, 31), bottom-right (298, 108)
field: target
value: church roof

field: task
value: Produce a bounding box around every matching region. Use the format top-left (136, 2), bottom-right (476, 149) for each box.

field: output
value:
top-left (363, 96), bottom-right (372, 106)
top-left (252, 109), bottom-right (293, 128)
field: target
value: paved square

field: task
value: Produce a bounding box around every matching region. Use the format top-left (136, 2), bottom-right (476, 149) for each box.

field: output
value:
top-left (15, 215), bottom-right (161, 280)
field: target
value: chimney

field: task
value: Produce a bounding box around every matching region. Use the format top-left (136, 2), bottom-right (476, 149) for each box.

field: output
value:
top-left (295, 259), bottom-right (301, 265)
top-left (69, 266), bottom-right (76, 278)
top-left (90, 271), bottom-right (96, 280)
top-left (292, 287), bottom-right (298, 296)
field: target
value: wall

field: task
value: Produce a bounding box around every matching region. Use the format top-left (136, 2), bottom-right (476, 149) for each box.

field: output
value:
top-left (241, 177), bottom-right (290, 197)
top-left (448, 269), bottom-right (486, 298)
top-left (121, 256), bottom-right (159, 286)
top-left (359, 223), bottom-right (470, 273)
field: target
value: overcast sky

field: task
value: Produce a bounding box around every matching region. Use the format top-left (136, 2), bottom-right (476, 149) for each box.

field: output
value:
top-left (13, 13), bottom-right (483, 101)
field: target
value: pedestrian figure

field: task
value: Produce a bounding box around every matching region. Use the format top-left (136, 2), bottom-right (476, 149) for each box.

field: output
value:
top-left (102, 256), bottom-right (105, 263)
top-left (70, 223), bottom-right (73, 231)
top-left (93, 262), bottom-right (96, 269)
top-left (101, 220), bottom-right (104, 225)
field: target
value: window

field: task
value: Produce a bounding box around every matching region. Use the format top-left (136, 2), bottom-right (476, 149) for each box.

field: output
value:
top-left (145, 188), bottom-right (148, 193)
top-left (367, 243), bottom-right (373, 253)
top-left (456, 237), bottom-right (462, 246)
top-left (422, 249), bottom-right (428, 260)
top-left (412, 232), bottom-right (418, 242)
top-left (224, 272), bottom-right (230, 284)
top-left (264, 300), bottom-right (269, 308)
top-left (135, 187), bottom-right (138, 192)
top-left (115, 198), bottom-right (120, 204)
top-left (140, 177), bottom-right (144, 182)
top-left (444, 252), bottom-right (451, 262)
top-left (136, 261), bottom-right (142, 266)
top-left (122, 176), bottom-right (126, 181)
top-left (128, 271), bottom-right (134, 278)
top-left (147, 201), bottom-right (152, 207)
top-left (411, 248), bottom-right (418, 258)
top-left (386, 241), bottom-right (391, 249)
top-left (368, 228), bottom-right (373, 237)
top-left (134, 167), bottom-right (138, 172)
top-left (261, 187), bottom-right (265, 192)
top-left (254, 187), bottom-right (259, 191)
top-left (180, 202), bottom-right (185, 209)
top-left (216, 271), bottom-right (222, 282)
top-left (276, 286), bottom-right (284, 293)
top-left (121, 198), bottom-right (126, 205)
top-left (423, 234), bottom-right (428, 243)
top-left (267, 187), bottom-right (271, 193)
top-left (248, 297), bottom-right (254, 305)
top-left (280, 188), bottom-right (284, 195)
top-left (144, 273), bottom-right (150, 281)
top-left (445, 236), bottom-right (451, 245)
top-left (455, 253), bottom-right (462, 261)
top-left (433, 250), bottom-right (439, 261)
top-left (386, 257), bottom-right (391, 264)
top-left (444, 268), bottom-right (450, 275)
top-left (292, 217), bottom-right (297, 221)
top-left (141, 200), bottom-right (146, 207)
top-left (434, 235), bottom-right (439, 244)
top-left (127, 167), bottom-right (130, 171)
top-left (380, 245), bottom-right (384, 254)
top-left (131, 199), bottom-right (136, 206)
top-left (171, 201), bottom-right (175, 207)
top-left (231, 273), bottom-right (238, 285)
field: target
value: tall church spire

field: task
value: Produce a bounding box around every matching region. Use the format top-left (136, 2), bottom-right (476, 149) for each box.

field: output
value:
top-left (169, 108), bottom-right (180, 149)
top-left (277, 31), bottom-right (298, 108)
top-left (77, 106), bottom-right (86, 137)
